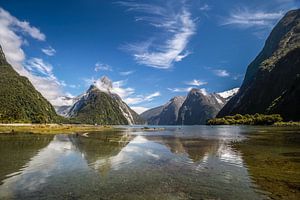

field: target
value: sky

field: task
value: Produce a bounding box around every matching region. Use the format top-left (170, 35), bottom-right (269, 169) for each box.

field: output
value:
top-left (0, 0), bottom-right (299, 114)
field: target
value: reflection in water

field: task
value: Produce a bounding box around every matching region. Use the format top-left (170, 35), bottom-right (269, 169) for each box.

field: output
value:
top-left (0, 127), bottom-right (272, 200)
top-left (0, 134), bottom-right (53, 183)
top-left (0, 134), bottom-right (88, 198)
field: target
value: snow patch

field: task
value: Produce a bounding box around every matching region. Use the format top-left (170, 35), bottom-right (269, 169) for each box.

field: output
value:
top-left (218, 88), bottom-right (239, 99)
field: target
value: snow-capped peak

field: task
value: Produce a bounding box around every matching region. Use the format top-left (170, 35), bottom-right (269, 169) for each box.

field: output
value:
top-left (189, 88), bottom-right (208, 96)
top-left (93, 76), bottom-right (113, 93)
top-left (217, 88), bottom-right (239, 99)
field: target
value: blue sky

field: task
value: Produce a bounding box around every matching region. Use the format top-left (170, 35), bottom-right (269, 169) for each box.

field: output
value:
top-left (0, 0), bottom-right (299, 113)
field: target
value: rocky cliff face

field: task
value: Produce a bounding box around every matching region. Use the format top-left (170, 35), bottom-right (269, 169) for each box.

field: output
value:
top-left (0, 45), bottom-right (58, 123)
top-left (67, 76), bottom-right (144, 125)
top-left (177, 89), bottom-right (226, 125)
top-left (140, 106), bottom-right (164, 125)
top-left (218, 9), bottom-right (300, 121)
top-left (141, 96), bottom-right (186, 125)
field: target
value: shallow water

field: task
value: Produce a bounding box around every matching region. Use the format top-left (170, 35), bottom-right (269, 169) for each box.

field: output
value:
top-left (0, 126), bottom-right (299, 199)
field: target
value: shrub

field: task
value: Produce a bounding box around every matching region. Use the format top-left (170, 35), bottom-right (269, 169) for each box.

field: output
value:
top-left (207, 114), bottom-right (283, 125)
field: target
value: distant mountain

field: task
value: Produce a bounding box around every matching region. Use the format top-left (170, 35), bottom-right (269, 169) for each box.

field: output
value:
top-left (140, 106), bottom-right (164, 125)
top-left (0, 45), bottom-right (58, 123)
top-left (218, 9), bottom-right (300, 121)
top-left (54, 96), bottom-right (81, 117)
top-left (67, 76), bottom-right (144, 125)
top-left (177, 89), bottom-right (226, 125)
top-left (141, 88), bottom-right (238, 125)
top-left (141, 96), bottom-right (186, 125)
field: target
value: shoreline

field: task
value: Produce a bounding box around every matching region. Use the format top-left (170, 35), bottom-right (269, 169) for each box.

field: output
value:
top-left (1, 122), bottom-right (300, 135)
top-left (0, 124), bottom-right (116, 134)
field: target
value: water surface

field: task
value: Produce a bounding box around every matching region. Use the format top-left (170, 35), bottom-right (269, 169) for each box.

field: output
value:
top-left (0, 126), bottom-right (299, 199)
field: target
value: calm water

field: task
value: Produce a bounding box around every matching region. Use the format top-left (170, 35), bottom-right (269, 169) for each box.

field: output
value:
top-left (0, 126), bottom-right (299, 200)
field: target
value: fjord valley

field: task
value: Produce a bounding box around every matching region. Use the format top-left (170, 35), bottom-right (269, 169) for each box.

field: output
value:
top-left (0, 9), bottom-right (300, 126)
top-left (0, 1), bottom-right (300, 200)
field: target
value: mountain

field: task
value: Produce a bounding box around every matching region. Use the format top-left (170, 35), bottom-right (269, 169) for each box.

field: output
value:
top-left (67, 76), bottom-right (144, 125)
top-left (141, 88), bottom-right (238, 125)
top-left (141, 96), bottom-right (186, 125)
top-left (140, 106), bottom-right (164, 125)
top-left (0, 45), bottom-right (58, 123)
top-left (177, 89), bottom-right (227, 125)
top-left (218, 9), bottom-right (300, 121)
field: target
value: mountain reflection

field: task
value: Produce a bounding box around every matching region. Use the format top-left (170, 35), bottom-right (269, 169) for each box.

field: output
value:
top-left (0, 127), bottom-right (265, 200)
top-left (0, 134), bottom-right (53, 184)
top-left (70, 131), bottom-right (133, 176)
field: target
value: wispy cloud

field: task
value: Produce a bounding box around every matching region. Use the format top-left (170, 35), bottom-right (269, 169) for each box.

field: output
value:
top-left (42, 46), bottom-right (56, 56)
top-left (168, 87), bottom-right (193, 93)
top-left (222, 8), bottom-right (283, 28)
top-left (213, 69), bottom-right (230, 77)
top-left (25, 58), bottom-right (54, 78)
top-left (84, 77), bottom-right (134, 99)
top-left (94, 62), bottom-right (113, 72)
top-left (118, 1), bottom-right (196, 69)
top-left (199, 4), bottom-right (211, 11)
top-left (0, 7), bottom-right (67, 106)
top-left (124, 91), bottom-right (160, 105)
top-left (185, 79), bottom-right (207, 86)
top-left (168, 87), bottom-right (208, 95)
top-left (0, 8), bottom-right (45, 41)
top-left (120, 70), bottom-right (134, 76)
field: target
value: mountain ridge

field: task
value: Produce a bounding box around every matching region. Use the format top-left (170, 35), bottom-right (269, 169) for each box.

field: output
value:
top-left (141, 88), bottom-right (238, 125)
top-left (0, 45), bottom-right (59, 123)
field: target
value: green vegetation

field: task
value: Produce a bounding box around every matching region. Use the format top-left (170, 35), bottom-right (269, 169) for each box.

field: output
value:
top-left (274, 121), bottom-right (300, 126)
top-left (0, 55), bottom-right (59, 123)
top-left (0, 124), bottom-right (115, 134)
top-left (71, 89), bottom-right (130, 125)
top-left (207, 114), bottom-right (283, 125)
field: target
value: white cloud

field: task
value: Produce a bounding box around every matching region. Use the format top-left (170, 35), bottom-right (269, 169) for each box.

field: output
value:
top-left (25, 58), bottom-right (53, 77)
top-left (84, 76), bottom-right (160, 106)
top-left (84, 77), bottom-right (161, 105)
top-left (42, 46), bottom-right (56, 56)
top-left (213, 69), bottom-right (230, 77)
top-left (0, 7), bottom-right (67, 106)
top-left (168, 87), bottom-right (193, 93)
top-left (222, 8), bottom-right (283, 28)
top-left (112, 80), bottom-right (135, 99)
top-left (130, 106), bottom-right (149, 114)
top-left (23, 58), bottom-right (68, 106)
top-left (0, 8), bottom-right (45, 41)
top-left (84, 77), bottom-right (134, 99)
top-left (118, 1), bottom-right (196, 69)
top-left (185, 79), bottom-right (207, 86)
top-left (120, 70), bottom-right (134, 76)
top-left (124, 91), bottom-right (160, 105)
top-left (199, 4), bottom-right (211, 11)
top-left (94, 62), bottom-right (112, 72)
top-left (168, 87), bottom-right (208, 95)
